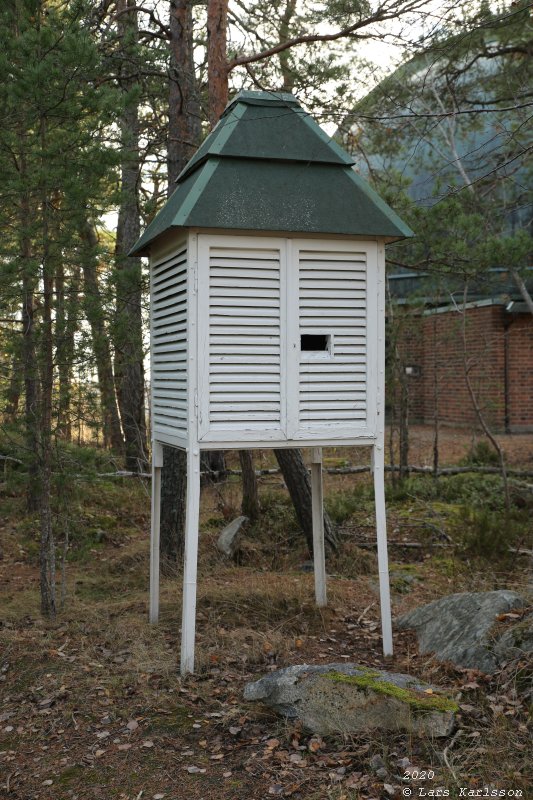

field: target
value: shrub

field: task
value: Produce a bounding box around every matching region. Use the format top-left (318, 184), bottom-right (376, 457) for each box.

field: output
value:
top-left (462, 439), bottom-right (500, 466)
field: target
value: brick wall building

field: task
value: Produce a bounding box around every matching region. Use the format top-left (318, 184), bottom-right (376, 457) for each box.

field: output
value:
top-left (396, 300), bottom-right (533, 432)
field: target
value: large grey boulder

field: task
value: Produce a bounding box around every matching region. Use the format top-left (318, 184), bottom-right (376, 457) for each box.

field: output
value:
top-left (398, 590), bottom-right (527, 674)
top-left (217, 516), bottom-right (248, 559)
top-left (244, 663), bottom-right (456, 738)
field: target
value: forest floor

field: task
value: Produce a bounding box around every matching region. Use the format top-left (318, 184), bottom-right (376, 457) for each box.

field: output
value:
top-left (0, 426), bottom-right (532, 800)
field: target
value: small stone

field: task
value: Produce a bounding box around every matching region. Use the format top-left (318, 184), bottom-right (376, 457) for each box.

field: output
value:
top-left (217, 516), bottom-right (248, 559)
top-left (370, 755), bottom-right (385, 771)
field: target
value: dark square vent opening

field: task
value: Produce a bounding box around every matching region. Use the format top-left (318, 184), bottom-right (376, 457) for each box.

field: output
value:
top-left (301, 334), bottom-right (330, 352)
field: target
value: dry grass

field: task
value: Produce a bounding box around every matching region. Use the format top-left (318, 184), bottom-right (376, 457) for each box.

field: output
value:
top-left (1, 433), bottom-right (532, 799)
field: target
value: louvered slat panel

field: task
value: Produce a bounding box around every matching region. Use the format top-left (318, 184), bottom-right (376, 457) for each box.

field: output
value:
top-left (299, 248), bottom-right (367, 428)
top-left (207, 245), bottom-right (282, 431)
top-left (151, 243), bottom-right (188, 438)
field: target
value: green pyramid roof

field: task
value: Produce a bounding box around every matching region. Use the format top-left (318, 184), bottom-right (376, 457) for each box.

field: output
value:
top-left (131, 91), bottom-right (413, 256)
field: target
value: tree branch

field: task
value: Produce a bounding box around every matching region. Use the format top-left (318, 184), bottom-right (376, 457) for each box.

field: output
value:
top-left (227, 0), bottom-right (429, 71)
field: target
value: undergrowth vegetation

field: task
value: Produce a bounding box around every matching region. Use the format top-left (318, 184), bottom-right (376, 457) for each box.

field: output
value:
top-left (0, 434), bottom-right (531, 799)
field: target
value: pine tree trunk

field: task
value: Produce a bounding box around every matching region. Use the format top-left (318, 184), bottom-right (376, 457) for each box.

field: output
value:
top-left (4, 351), bottom-right (22, 424)
top-left (19, 147), bottom-right (40, 513)
top-left (55, 259), bottom-right (80, 442)
top-left (398, 367), bottom-right (409, 480)
top-left (80, 219), bottom-right (124, 452)
top-left (239, 450), bottom-right (260, 521)
top-left (114, 0), bottom-right (147, 471)
top-left (168, 0), bottom-right (200, 187)
top-left (159, 0), bottom-right (202, 566)
top-left (207, 0), bottom-right (229, 128)
top-left (160, 446), bottom-right (187, 573)
top-left (38, 114), bottom-right (56, 618)
top-left (278, 0), bottom-right (297, 91)
top-left (274, 449), bottom-right (338, 553)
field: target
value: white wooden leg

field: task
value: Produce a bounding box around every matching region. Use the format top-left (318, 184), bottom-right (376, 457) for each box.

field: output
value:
top-left (311, 446), bottom-right (327, 608)
top-left (373, 443), bottom-right (393, 656)
top-left (149, 442), bottom-right (164, 624)
top-left (180, 446), bottom-right (201, 676)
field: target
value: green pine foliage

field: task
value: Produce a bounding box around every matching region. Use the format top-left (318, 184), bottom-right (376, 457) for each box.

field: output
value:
top-left (0, 0), bottom-right (121, 424)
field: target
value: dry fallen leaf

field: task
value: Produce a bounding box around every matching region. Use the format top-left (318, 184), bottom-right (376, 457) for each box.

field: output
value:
top-left (266, 738), bottom-right (280, 750)
top-left (126, 720), bottom-right (139, 731)
top-left (142, 740), bottom-right (154, 748)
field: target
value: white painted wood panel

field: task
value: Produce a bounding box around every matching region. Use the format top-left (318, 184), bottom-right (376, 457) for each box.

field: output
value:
top-left (197, 235), bottom-right (287, 441)
top-left (293, 241), bottom-right (374, 436)
top-left (150, 241), bottom-right (189, 442)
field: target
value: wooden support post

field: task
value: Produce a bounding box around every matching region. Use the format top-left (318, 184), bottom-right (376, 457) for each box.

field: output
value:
top-left (180, 446), bottom-right (201, 676)
top-left (311, 446), bottom-right (327, 607)
top-left (149, 442), bottom-right (164, 624)
top-left (372, 443), bottom-right (393, 656)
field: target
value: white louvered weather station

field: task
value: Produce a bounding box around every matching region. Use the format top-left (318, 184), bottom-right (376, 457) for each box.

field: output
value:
top-left (131, 91), bottom-right (414, 675)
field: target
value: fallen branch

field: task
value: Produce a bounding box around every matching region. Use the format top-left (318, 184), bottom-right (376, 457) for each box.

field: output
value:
top-left (351, 538), bottom-right (532, 557)
top-left (241, 465), bottom-right (533, 479)
top-left (0, 454), bottom-right (23, 465)
top-left (91, 464), bottom-right (533, 480)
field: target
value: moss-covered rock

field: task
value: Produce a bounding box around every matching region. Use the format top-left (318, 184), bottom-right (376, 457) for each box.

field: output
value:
top-left (244, 663), bottom-right (456, 737)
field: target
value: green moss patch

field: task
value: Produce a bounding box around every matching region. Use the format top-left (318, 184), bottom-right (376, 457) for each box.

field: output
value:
top-left (326, 671), bottom-right (458, 713)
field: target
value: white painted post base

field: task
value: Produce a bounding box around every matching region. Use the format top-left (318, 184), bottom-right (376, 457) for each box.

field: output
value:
top-left (311, 446), bottom-right (327, 607)
top-left (372, 443), bottom-right (393, 656)
top-left (180, 446), bottom-right (201, 676)
top-left (149, 442), bottom-right (164, 624)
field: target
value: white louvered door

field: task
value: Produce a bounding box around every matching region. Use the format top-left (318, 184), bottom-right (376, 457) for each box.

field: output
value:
top-left (197, 235), bottom-right (287, 442)
top-left (288, 239), bottom-right (376, 439)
